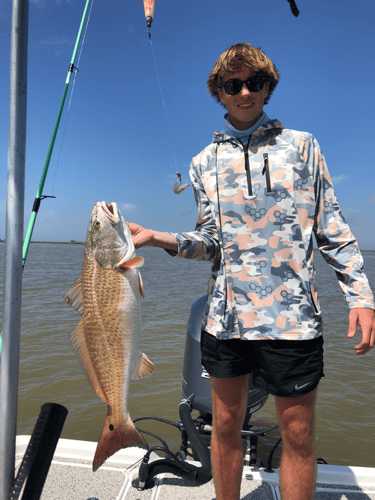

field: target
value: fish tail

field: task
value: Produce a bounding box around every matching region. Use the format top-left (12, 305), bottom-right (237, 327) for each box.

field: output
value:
top-left (93, 412), bottom-right (145, 472)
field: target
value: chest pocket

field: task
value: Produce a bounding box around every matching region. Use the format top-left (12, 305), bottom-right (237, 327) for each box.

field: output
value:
top-left (263, 153), bottom-right (307, 196)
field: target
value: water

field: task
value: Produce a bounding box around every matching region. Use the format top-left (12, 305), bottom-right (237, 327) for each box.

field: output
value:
top-left (0, 242), bottom-right (374, 468)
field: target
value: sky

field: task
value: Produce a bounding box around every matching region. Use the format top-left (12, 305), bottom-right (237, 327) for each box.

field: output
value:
top-left (0, 0), bottom-right (374, 250)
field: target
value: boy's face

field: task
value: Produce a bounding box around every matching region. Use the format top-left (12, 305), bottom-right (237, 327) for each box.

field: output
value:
top-left (217, 68), bottom-right (269, 130)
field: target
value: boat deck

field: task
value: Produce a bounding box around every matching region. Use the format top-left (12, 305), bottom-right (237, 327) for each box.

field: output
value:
top-left (15, 437), bottom-right (375, 500)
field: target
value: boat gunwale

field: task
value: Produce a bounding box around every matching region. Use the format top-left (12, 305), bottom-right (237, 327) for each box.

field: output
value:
top-left (15, 435), bottom-right (375, 491)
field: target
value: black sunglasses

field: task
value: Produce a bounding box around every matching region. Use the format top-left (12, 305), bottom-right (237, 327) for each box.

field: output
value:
top-left (219, 74), bottom-right (266, 96)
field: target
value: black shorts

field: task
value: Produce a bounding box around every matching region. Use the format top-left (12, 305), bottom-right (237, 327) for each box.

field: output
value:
top-left (201, 331), bottom-right (324, 398)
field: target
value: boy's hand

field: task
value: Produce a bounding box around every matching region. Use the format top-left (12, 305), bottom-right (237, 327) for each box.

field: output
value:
top-left (347, 308), bottom-right (375, 355)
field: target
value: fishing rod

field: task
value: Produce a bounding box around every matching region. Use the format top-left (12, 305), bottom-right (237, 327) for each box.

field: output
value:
top-left (21, 0), bottom-right (92, 270)
top-left (143, 0), bottom-right (155, 39)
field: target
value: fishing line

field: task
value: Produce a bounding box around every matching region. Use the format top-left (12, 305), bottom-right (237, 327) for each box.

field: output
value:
top-left (149, 39), bottom-right (179, 175)
top-left (50, 0), bottom-right (95, 195)
top-left (18, 0), bottom-right (95, 427)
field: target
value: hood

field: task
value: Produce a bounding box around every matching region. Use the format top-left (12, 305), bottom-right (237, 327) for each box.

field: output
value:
top-left (212, 118), bottom-right (284, 145)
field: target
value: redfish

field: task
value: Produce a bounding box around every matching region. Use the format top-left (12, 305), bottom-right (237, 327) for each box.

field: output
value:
top-left (64, 201), bottom-right (154, 471)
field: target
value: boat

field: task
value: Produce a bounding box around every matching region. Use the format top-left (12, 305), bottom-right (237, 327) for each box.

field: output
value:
top-left (8, 295), bottom-right (375, 499)
top-left (2, 2), bottom-right (375, 499)
top-left (13, 436), bottom-right (375, 500)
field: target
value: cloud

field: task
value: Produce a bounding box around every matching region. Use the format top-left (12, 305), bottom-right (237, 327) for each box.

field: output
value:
top-left (341, 206), bottom-right (360, 214)
top-left (346, 216), bottom-right (374, 227)
top-left (120, 203), bottom-right (137, 213)
top-left (39, 36), bottom-right (73, 47)
top-left (32, 35), bottom-right (75, 58)
top-left (31, 0), bottom-right (73, 5)
top-left (367, 193), bottom-right (375, 205)
top-left (30, 0), bottom-right (47, 9)
top-left (331, 175), bottom-right (348, 185)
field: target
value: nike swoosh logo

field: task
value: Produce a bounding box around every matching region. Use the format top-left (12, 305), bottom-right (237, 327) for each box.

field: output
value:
top-left (295, 382), bottom-right (311, 391)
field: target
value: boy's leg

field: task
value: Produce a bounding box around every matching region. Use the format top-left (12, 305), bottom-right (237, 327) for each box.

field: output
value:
top-left (209, 374), bottom-right (248, 500)
top-left (276, 388), bottom-right (318, 500)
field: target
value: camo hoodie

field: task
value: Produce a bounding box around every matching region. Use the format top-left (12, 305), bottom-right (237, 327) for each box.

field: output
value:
top-left (171, 118), bottom-right (374, 340)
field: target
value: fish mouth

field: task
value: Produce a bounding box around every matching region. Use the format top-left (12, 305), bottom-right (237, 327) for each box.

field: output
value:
top-left (97, 201), bottom-right (135, 267)
top-left (99, 201), bottom-right (120, 225)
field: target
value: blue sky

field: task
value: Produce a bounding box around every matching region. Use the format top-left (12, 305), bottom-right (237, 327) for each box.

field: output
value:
top-left (1, 0), bottom-right (374, 250)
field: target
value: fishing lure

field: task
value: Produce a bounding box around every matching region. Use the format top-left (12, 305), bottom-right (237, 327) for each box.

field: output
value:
top-left (173, 172), bottom-right (190, 194)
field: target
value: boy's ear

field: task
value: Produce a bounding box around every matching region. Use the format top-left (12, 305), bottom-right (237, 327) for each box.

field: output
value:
top-left (217, 87), bottom-right (226, 107)
top-left (264, 81), bottom-right (270, 100)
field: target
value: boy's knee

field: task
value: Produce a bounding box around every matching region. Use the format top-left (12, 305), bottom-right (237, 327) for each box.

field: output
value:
top-left (213, 406), bottom-right (246, 438)
top-left (281, 420), bottom-right (315, 456)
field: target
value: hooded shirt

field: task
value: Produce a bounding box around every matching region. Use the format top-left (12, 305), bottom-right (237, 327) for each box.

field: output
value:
top-left (170, 117), bottom-right (374, 340)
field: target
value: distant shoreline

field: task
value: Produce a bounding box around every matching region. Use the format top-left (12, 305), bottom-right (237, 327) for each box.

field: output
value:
top-left (0, 240), bottom-right (374, 252)
top-left (0, 240), bottom-right (85, 245)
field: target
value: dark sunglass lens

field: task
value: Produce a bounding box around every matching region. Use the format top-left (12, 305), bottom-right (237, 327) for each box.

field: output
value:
top-left (246, 76), bottom-right (264, 92)
top-left (225, 79), bottom-right (243, 95)
top-left (223, 76), bottom-right (265, 95)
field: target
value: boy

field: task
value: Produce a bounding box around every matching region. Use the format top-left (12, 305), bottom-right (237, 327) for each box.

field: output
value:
top-left (128, 43), bottom-right (375, 500)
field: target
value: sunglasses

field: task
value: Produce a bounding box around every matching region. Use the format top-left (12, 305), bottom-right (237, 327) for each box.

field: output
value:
top-left (219, 74), bottom-right (266, 96)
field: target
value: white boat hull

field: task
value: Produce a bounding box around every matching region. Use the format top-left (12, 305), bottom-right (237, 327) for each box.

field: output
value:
top-left (15, 436), bottom-right (375, 500)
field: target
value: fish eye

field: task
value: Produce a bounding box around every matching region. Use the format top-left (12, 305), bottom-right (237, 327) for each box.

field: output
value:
top-left (94, 220), bottom-right (101, 229)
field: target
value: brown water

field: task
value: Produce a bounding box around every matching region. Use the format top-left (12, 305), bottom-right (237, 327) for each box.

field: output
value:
top-left (0, 242), bottom-right (374, 468)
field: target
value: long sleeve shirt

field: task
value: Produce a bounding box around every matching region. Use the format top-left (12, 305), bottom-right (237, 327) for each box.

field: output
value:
top-left (170, 118), bottom-right (374, 340)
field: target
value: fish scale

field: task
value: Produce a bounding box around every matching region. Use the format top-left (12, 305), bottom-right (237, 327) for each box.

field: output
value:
top-left (82, 259), bottom-right (131, 404)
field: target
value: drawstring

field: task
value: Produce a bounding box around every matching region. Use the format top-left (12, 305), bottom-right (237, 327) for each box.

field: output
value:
top-left (244, 135), bottom-right (254, 197)
top-left (262, 153), bottom-right (272, 193)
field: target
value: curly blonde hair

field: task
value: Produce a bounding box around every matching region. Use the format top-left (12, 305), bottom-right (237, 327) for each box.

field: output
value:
top-left (207, 42), bottom-right (280, 106)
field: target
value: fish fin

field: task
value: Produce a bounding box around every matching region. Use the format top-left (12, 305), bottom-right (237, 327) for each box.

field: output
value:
top-left (64, 277), bottom-right (83, 315)
top-left (70, 320), bottom-right (109, 404)
top-left (138, 272), bottom-right (145, 299)
top-left (131, 352), bottom-right (155, 380)
top-left (117, 256), bottom-right (144, 270)
top-left (93, 413), bottom-right (145, 472)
